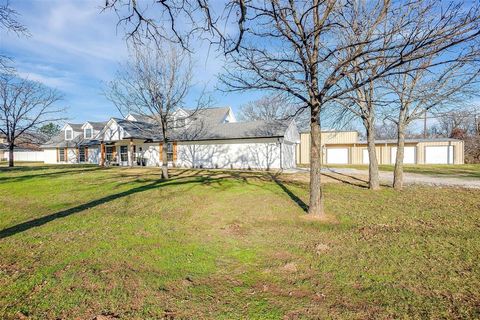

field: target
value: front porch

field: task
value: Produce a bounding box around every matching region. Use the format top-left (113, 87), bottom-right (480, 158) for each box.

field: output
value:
top-left (98, 139), bottom-right (177, 167)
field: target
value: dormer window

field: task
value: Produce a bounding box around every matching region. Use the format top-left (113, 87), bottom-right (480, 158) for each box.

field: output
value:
top-left (65, 129), bottom-right (73, 140)
top-left (84, 128), bottom-right (93, 139)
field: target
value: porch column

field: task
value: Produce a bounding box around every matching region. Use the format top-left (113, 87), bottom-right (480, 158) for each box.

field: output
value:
top-left (100, 142), bottom-right (105, 166)
top-left (129, 139), bottom-right (134, 167)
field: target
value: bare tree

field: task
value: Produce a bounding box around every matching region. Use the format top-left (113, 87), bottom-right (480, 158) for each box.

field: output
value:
top-left (0, 1), bottom-right (29, 72)
top-left (433, 107), bottom-right (480, 137)
top-left (103, 0), bottom-right (245, 53)
top-left (336, 78), bottom-right (384, 190)
top-left (375, 121), bottom-right (397, 140)
top-left (105, 42), bottom-right (203, 179)
top-left (108, 0), bottom-right (480, 216)
top-left (0, 74), bottom-right (64, 167)
top-left (385, 54), bottom-right (480, 190)
top-left (219, 0), bottom-right (480, 216)
top-left (239, 94), bottom-right (309, 129)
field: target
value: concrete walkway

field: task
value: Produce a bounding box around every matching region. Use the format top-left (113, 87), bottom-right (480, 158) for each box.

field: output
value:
top-left (284, 167), bottom-right (480, 189)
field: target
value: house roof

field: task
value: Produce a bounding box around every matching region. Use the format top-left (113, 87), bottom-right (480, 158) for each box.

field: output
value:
top-left (181, 119), bottom-right (291, 141)
top-left (41, 131), bottom-right (83, 148)
top-left (100, 117), bottom-right (292, 142)
top-left (65, 123), bottom-right (83, 131)
top-left (41, 107), bottom-right (295, 147)
top-left (184, 107), bottom-right (230, 123)
top-left (128, 107), bottom-right (231, 125)
top-left (85, 121), bottom-right (108, 131)
top-left (128, 114), bottom-right (153, 123)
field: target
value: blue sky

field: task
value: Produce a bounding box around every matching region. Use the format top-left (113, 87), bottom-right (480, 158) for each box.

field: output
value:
top-left (1, 0), bottom-right (261, 123)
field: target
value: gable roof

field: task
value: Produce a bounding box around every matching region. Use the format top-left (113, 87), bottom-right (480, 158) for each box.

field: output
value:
top-left (83, 121), bottom-right (108, 131)
top-left (128, 107), bottom-right (232, 125)
top-left (184, 107), bottom-right (231, 124)
top-left (127, 114), bottom-right (155, 123)
top-left (96, 117), bottom-right (293, 142)
top-left (41, 130), bottom-right (83, 148)
top-left (112, 118), bottom-right (160, 140)
top-left (65, 123), bottom-right (83, 131)
top-left (183, 120), bottom-right (291, 141)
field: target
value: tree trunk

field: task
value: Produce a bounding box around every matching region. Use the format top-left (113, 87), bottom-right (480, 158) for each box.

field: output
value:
top-left (393, 125), bottom-right (406, 190)
top-left (308, 106), bottom-right (325, 217)
top-left (8, 142), bottom-right (14, 167)
top-left (365, 120), bottom-right (380, 190)
top-left (161, 140), bottom-right (169, 179)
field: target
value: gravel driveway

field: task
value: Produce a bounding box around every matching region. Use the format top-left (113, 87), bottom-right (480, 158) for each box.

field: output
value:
top-left (286, 167), bottom-right (480, 189)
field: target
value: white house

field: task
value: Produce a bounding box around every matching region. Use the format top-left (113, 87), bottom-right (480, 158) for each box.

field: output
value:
top-left (41, 107), bottom-right (300, 170)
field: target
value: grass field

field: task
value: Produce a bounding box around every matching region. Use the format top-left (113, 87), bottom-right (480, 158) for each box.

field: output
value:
top-left (322, 164), bottom-right (480, 179)
top-left (1, 165), bottom-right (480, 319)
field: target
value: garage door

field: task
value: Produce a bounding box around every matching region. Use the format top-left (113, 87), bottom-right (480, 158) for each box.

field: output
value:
top-left (425, 146), bottom-right (454, 164)
top-left (362, 149), bottom-right (369, 164)
top-left (326, 148), bottom-right (349, 164)
top-left (391, 147), bottom-right (416, 164)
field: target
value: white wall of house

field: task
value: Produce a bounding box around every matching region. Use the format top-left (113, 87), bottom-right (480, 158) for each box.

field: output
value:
top-left (177, 138), bottom-right (288, 169)
top-left (44, 149), bottom-right (57, 164)
top-left (283, 121), bottom-right (301, 144)
top-left (282, 142), bottom-right (296, 169)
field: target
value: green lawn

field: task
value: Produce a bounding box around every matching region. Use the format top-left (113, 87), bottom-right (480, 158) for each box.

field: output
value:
top-left (1, 165), bottom-right (479, 319)
top-left (324, 164), bottom-right (480, 179)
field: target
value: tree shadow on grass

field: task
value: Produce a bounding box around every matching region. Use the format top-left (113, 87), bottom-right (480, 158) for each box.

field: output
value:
top-left (0, 175), bottom-right (212, 240)
top-left (269, 173), bottom-right (308, 213)
top-left (0, 170), bottom-right (275, 240)
top-left (0, 169), bottom-right (313, 239)
top-left (321, 172), bottom-right (369, 188)
top-left (324, 170), bottom-right (392, 188)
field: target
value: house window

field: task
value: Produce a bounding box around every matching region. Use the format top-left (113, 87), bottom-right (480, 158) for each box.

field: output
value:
top-left (79, 147), bottom-right (86, 162)
top-left (84, 128), bottom-right (92, 139)
top-left (65, 129), bottom-right (73, 140)
top-left (120, 145), bottom-right (128, 162)
top-left (106, 146), bottom-right (114, 161)
top-left (59, 148), bottom-right (65, 162)
top-left (167, 142), bottom-right (173, 162)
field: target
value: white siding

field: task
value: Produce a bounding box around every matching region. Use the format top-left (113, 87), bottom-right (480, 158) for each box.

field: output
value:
top-left (44, 149), bottom-right (57, 163)
top-left (282, 142), bottom-right (296, 169)
top-left (177, 138), bottom-right (283, 169)
top-left (283, 121), bottom-right (301, 144)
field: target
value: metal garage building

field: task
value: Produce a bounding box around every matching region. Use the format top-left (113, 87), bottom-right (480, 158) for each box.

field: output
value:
top-left (296, 131), bottom-right (464, 165)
